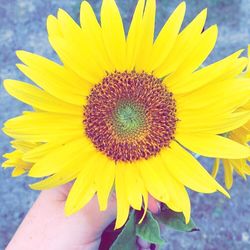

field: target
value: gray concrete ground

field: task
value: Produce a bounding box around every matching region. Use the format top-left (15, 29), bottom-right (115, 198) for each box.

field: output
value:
top-left (0, 0), bottom-right (250, 249)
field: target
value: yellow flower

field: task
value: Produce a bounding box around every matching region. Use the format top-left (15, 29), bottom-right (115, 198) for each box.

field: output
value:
top-left (212, 46), bottom-right (250, 189)
top-left (2, 0), bottom-right (250, 228)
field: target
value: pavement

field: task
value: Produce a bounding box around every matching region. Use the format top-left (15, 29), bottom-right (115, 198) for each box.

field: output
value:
top-left (0, 0), bottom-right (250, 249)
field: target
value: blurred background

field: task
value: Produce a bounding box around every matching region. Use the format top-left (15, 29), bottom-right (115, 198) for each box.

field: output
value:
top-left (0, 0), bottom-right (250, 249)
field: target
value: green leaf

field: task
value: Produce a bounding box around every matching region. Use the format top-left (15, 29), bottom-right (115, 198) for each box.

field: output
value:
top-left (136, 211), bottom-right (165, 245)
top-left (154, 206), bottom-right (199, 232)
top-left (110, 210), bottom-right (137, 250)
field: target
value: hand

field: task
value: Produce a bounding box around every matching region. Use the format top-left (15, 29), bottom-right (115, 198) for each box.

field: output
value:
top-left (7, 183), bottom-right (161, 250)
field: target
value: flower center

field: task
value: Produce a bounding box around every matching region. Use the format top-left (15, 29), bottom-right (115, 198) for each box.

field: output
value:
top-left (113, 101), bottom-right (146, 139)
top-left (84, 71), bottom-right (177, 162)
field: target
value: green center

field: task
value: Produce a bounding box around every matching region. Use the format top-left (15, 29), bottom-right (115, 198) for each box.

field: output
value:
top-left (114, 102), bottom-right (146, 137)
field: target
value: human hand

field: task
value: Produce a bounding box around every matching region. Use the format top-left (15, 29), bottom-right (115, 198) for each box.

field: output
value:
top-left (7, 183), bottom-right (161, 250)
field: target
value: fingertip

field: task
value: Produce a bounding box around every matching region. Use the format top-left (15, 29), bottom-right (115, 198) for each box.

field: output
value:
top-left (148, 195), bottom-right (161, 214)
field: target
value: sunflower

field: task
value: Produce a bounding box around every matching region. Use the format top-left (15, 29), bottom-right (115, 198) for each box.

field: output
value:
top-left (3, 0), bottom-right (250, 229)
top-left (212, 46), bottom-right (250, 189)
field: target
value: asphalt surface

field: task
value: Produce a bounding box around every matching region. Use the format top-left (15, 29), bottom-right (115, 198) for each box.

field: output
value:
top-left (0, 0), bottom-right (250, 249)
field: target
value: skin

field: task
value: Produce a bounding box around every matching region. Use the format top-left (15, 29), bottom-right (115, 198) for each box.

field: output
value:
top-left (6, 183), bottom-right (160, 250)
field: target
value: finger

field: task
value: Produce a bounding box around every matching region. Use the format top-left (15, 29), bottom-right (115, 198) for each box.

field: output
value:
top-left (42, 181), bottom-right (74, 202)
top-left (82, 192), bottom-right (117, 227)
top-left (148, 195), bottom-right (161, 214)
top-left (58, 181), bottom-right (74, 198)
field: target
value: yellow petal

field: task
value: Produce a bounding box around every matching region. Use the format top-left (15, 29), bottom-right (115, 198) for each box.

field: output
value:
top-left (212, 158), bottom-right (220, 178)
top-left (4, 112), bottom-right (82, 129)
top-left (47, 15), bottom-right (63, 38)
top-left (161, 141), bottom-right (229, 197)
top-left (95, 158), bottom-right (115, 211)
top-left (230, 159), bottom-right (247, 179)
top-left (4, 112), bottom-right (83, 142)
top-left (48, 36), bottom-right (105, 84)
top-left (16, 50), bottom-right (92, 92)
top-left (56, 8), bottom-right (82, 39)
top-left (65, 155), bottom-right (98, 215)
top-left (154, 158), bottom-right (191, 222)
top-left (4, 128), bottom-right (82, 143)
top-left (16, 51), bottom-right (91, 106)
top-left (222, 160), bottom-right (233, 189)
top-left (155, 8), bottom-right (207, 77)
top-left (3, 150), bottom-right (32, 173)
top-left (166, 25), bottom-right (218, 86)
top-left (169, 50), bottom-right (244, 94)
top-left (11, 140), bottom-right (38, 152)
top-left (101, 0), bottom-right (126, 71)
top-left (176, 134), bottom-right (250, 159)
top-left (124, 163), bottom-right (143, 210)
top-left (28, 137), bottom-right (93, 177)
top-left (12, 167), bottom-right (26, 177)
top-left (115, 162), bottom-right (130, 229)
top-left (138, 157), bottom-right (170, 203)
top-left (177, 111), bottom-right (250, 135)
top-left (80, 1), bottom-right (114, 72)
top-left (54, 8), bottom-right (109, 80)
top-left (3, 150), bottom-right (23, 162)
top-left (239, 162), bottom-right (250, 175)
top-left (177, 78), bottom-right (250, 111)
top-left (217, 57), bottom-right (248, 83)
top-left (80, 1), bottom-right (100, 30)
top-left (23, 140), bottom-right (69, 163)
top-left (4, 80), bottom-right (82, 115)
top-left (148, 2), bottom-right (186, 71)
top-left (17, 63), bottom-right (87, 107)
top-left (126, 0), bottom-right (145, 70)
top-left (31, 151), bottom-right (98, 190)
top-left (135, 0), bottom-right (156, 72)
top-left (138, 190), bottom-right (148, 224)
top-left (30, 157), bottom-right (83, 190)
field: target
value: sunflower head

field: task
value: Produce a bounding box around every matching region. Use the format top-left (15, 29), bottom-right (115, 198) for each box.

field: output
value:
top-left (2, 0), bottom-right (250, 229)
top-left (84, 71), bottom-right (177, 162)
